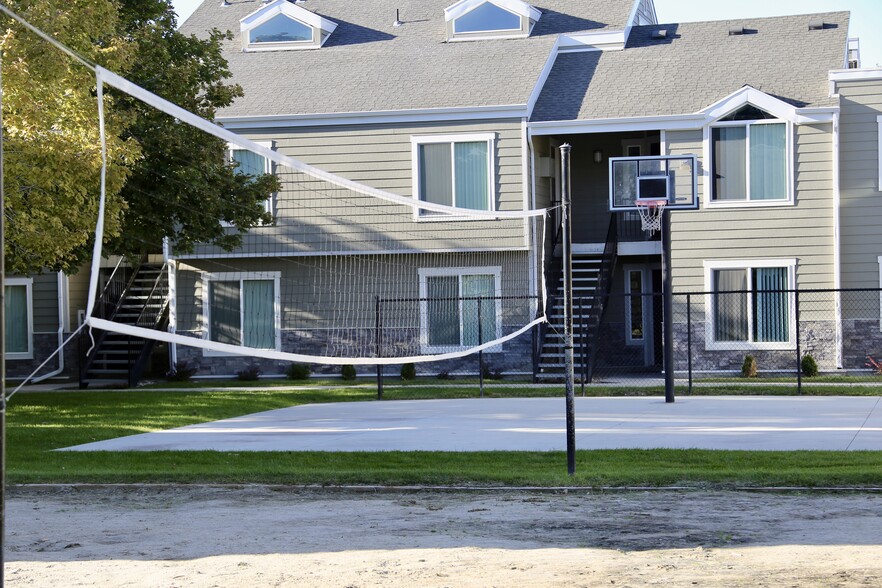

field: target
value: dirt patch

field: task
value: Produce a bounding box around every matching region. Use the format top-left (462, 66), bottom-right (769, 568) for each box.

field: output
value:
top-left (7, 486), bottom-right (882, 587)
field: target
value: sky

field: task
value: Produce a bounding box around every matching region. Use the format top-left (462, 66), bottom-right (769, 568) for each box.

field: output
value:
top-left (171, 0), bottom-right (881, 67)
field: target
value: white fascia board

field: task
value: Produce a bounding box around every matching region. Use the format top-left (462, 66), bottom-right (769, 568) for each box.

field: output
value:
top-left (559, 30), bottom-right (626, 52)
top-left (700, 86), bottom-right (799, 123)
top-left (526, 37), bottom-right (560, 118)
top-left (218, 104), bottom-right (529, 129)
top-left (529, 113), bottom-right (707, 136)
top-left (622, 0), bottom-right (642, 44)
top-left (828, 68), bottom-right (882, 82)
top-left (445, 0), bottom-right (541, 22)
top-left (240, 0), bottom-right (337, 35)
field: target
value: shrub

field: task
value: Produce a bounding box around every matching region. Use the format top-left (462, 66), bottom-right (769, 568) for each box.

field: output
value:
top-left (801, 354), bottom-right (819, 377)
top-left (400, 363), bottom-right (416, 380)
top-left (166, 361), bottom-right (198, 382)
top-left (286, 363), bottom-right (311, 380)
top-left (481, 364), bottom-right (504, 380)
top-left (867, 356), bottom-right (882, 375)
top-left (436, 370), bottom-right (452, 380)
top-left (341, 364), bottom-right (357, 380)
top-left (237, 364), bottom-right (261, 381)
top-left (741, 355), bottom-right (758, 378)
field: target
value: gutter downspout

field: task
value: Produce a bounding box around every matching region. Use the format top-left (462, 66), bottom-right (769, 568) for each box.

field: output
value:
top-left (29, 272), bottom-right (65, 383)
top-left (832, 109), bottom-right (843, 369)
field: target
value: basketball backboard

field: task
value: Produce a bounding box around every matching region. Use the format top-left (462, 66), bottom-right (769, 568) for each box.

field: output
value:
top-left (608, 155), bottom-right (698, 211)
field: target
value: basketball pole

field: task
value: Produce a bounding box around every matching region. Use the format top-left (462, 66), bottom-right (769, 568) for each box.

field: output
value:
top-left (559, 144), bottom-right (576, 475)
top-left (661, 209), bottom-right (675, 403)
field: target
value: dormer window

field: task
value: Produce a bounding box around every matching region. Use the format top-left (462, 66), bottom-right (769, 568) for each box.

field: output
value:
top-left (444, 0), bottom-right (540, 41)
top-left (240, 0), bottom-right (337, 52)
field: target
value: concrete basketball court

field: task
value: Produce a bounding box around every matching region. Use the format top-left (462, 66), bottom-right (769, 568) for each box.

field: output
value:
top-left (62, 395), bottom-right (882, 452)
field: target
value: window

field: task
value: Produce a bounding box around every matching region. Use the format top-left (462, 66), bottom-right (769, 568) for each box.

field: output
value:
top-left (625, 268), bottom-right (644, 345)
top-left (203, 272), bottom-right (280, 354)
top-left (704, 260), bottom-right (796, 350)
top-left (240, 0), bottom-right (337, 51)
top-left (710, 106), bottom-right (789, 204)
top-left (249, 14), bottom-right (313, 44)
top-left (444, 0), bottom-right (540, 41)
top-left (5, 278), bottom-right (33, 360)
top-left (419, 267), bottom-right (502, 352)
top-left (412, 133), bottom-right (495, 217)
top-left (453, 2), bottom-right (521, 33)
top-left (228, 142), bottom-right (273, 217)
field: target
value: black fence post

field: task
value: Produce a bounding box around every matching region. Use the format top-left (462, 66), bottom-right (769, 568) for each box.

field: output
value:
top-left (686, 293), bottom-right (692, 396)
top-left (795, 288), bottom-right (802, 395)
top-left (375, 295), bottom-right (383, 400)
top-left (478, 297), bottom-right (484, 399)
top-left (579, 297), bottom-right (586, 396)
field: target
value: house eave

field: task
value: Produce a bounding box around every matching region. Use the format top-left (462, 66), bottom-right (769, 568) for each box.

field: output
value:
top-left (217, 104), bottom-right (530, 129)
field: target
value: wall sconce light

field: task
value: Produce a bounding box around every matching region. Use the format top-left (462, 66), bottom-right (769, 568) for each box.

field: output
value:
top-left (593, 149), bottom-right (603, 164)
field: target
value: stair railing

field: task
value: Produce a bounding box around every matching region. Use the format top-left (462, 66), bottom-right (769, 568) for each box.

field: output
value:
top-left (584, 215), bottom-right (619, 384)
top-left (127, 263), bottom-right (170, 387)
top-left (79, 254), bottom-right (148, 388)
top-left (533, 219), bottom-right (565, 381)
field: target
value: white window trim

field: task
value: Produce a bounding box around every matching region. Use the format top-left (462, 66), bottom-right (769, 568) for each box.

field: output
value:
top-left (418, 266), bottom-right (503, 354)
top-left (453, 2), bottom-right (523, 35)
top-left (226, 141), bottom-right (274, 222)
top-left (877, 115), bottom-right (882, 192)
top-left (624, 265), bottom-right (646, 346)
top-left (5, 277), bottom-right (33, 360)
top-left (410, 133), bottom-right (497, 222)
top-left (240, 0), bottom-right (337, 52)
top-left (201, 271), bottom-right (282, 357)
top-left (703, 259), bottom-right (797, 351)
top-left (703, 117), bottom-right (794, 209)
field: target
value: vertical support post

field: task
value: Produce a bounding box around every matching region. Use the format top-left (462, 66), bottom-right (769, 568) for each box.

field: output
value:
top-left (661, 210), bottom-right (675, 403)
top-left (375, 295), bottom-right (383, 400)
top-left (560, 144), bottom-right (576, 476)
top-left (795, 288), bottom-right (802, 395)
top-left (686, 293), bottom-right (693, 396)
top-left (478, 297), bottom-right (484, 399)
top-left (0, 49), bottom-right (7, 585)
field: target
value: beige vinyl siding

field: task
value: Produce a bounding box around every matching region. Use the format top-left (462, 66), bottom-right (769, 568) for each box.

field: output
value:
top-left (175, 252), bottom-right (533, 333)
top-left (666, 124), bottom-right (835, 293)
top-left (180, 119), bottom-right (528, 259)
top-left (66, 267), bottom-right (91, 331)
top-left (836, 79), bottom-right (882, 290)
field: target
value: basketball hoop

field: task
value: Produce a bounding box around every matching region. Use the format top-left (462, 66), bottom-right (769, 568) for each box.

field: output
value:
top-left (635, 199), bottom-right (667, 236)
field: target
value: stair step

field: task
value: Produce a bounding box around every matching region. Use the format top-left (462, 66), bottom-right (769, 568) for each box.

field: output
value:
top-left (87, 368), bottom-right (130, 375)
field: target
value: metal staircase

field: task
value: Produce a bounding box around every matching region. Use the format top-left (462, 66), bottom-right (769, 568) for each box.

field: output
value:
top-left (80, 259), bottom-right (170, 388)
top-left (535, 217), bottom-right (618, 383)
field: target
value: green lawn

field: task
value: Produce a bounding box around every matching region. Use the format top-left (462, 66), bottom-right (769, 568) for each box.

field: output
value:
top-left (8, 387), bottom-right (882, 487)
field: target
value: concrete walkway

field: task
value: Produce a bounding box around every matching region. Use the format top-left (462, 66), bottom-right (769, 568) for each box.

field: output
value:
top-left (61, 396), bottom-right (882, 452)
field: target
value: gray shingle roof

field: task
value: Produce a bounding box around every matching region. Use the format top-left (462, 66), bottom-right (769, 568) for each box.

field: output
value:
top-left (531, 12), bottom-right (849, 122)
top-left (180, 0), bottom-right (634, 117)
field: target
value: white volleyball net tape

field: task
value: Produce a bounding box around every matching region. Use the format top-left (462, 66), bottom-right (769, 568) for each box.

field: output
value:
top-left (85, 67), bottom-right (548, 367)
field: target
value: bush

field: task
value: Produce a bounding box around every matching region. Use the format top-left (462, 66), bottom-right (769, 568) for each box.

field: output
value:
top-left (866, 356), bottom-right (882, 375)
top-left (286, 363), bottom-right (311, 380)
top-left (741, 355), bottom-right (758, 378)
top-left (436, 370), bottom-right (452, 380)
top-left (166, 360), bottom-right (198, 382)
top-left (400, 363), bottom-right (416, 380)
top-left (237, 364), bottom-right (261, 381)
top-left (341, 364), bottom-right (357, 380)
top-left (801, 354), bottom-right (819, 377)
top-left (481, 364), bottom-right (503, 380)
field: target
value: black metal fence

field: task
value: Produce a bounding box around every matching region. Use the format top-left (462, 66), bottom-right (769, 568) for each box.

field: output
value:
top-left (596, 287), bottom-right (882, 394)
top-left (371, 288), bottom-right (882, 395)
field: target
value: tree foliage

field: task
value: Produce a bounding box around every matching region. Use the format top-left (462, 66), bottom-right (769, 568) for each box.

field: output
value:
top-left (1, 0), bottom-right (137, 274)
top-left (1, 0), bottom-right (278, 273)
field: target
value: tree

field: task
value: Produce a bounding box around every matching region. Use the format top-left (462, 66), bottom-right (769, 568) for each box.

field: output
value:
top-left (1, 0), bottom-right (278, 273)
top-left (109, 0), bottom-right (278, 257)
top-left (1, 0), bottom-right (137, 274)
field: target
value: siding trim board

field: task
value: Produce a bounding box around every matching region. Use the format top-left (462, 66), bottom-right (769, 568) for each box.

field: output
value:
top-left (877, 115), bottom-right (882, 191)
